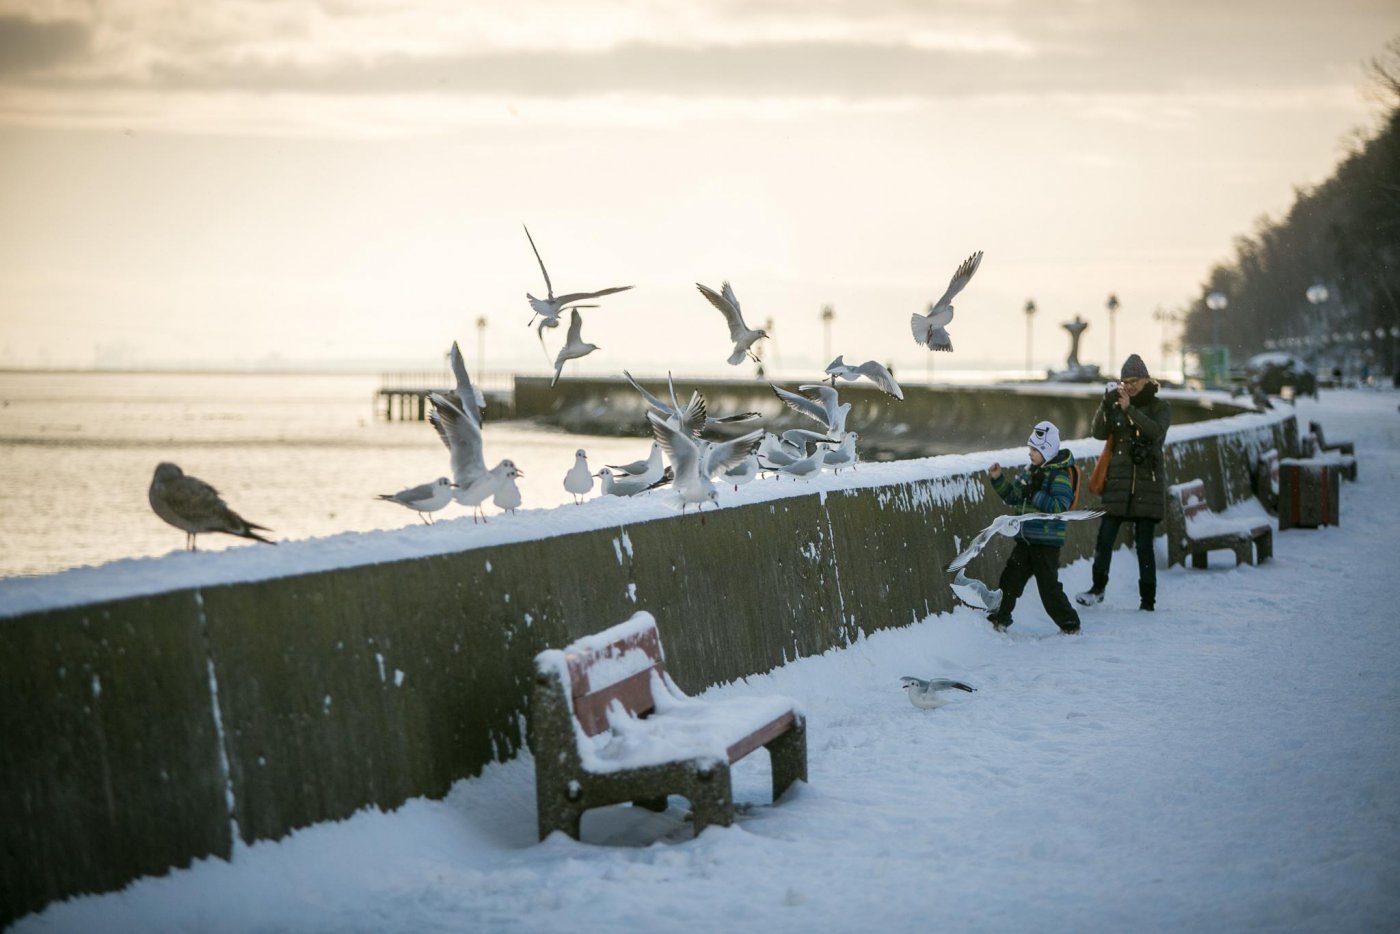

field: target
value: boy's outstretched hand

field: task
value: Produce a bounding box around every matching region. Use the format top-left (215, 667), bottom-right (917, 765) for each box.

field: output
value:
top-left (989, 462), bottom-right (1002, 479)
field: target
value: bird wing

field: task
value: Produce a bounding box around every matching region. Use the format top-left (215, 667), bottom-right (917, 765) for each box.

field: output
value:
top-left (928, 250), bottom-right (983, 314)
top-left (944, 522), bottom-right (1001, 573)
top-left (824, 354), bottom-right (847, 376)
top-left (797, 383), bottom-right (841, 421)
top-left (924, 679), bottom-right (976, 693)
top-left (552, 285), bottom-right (633, 306)
top-left (448, 341), bottom-right (484, 427)
top-left (701, 428), bottom-right (764, 479)
top-left (674, 390), bottom-right (707, 439)
top-left (646, 410), bottom-right (700, 484)
top-left (161, 474), bottom-right (228, 525)
top-left (622, 369), bottom-right (674, 417)
top-left (428, 392), bottom-right (486, 485)
top-left (523, 224), bottom-right (553, 299)
top-left (856, 360), bottom-right (903, 399)
top-left (771, 383), bottom-right (829, 426)
top-left (565, 307), bottom-right (585, 345)
top-left (697, 281), bottom-right (749, 342)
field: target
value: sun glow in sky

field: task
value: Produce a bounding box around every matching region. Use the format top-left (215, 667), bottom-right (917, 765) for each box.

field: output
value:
top-left (1, 1), bottom-right (1397, 377)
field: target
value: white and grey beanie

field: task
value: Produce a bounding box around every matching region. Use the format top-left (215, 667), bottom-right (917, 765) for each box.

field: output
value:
top-left (1028, 420), bottom-right (1061, 461)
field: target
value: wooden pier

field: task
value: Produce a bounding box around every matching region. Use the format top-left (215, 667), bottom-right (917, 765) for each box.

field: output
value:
top-left (375, 370), bottom-right (515, 421)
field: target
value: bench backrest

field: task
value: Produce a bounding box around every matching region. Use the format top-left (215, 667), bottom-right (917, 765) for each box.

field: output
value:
top-left (562, 617), bottom-right (665, 737)
top-left (1260, 449), bottom-right (1279, 495)
top-left (1173, 479), bottom-right (1209, 520)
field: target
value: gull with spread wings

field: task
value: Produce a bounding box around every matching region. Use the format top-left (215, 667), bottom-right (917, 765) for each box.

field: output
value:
top-left (647, 411), bottom-right (763, 513)
top-left (550, 308), bottom-right (601, 387)
top-left (695, 280), bottom-right (768, 366)
top-left (944, 509), bottom-right (1104, 574)
top-left (911, 250), bottom-right (983, 352)
top-left (523, 225), bottom-right (633, 345)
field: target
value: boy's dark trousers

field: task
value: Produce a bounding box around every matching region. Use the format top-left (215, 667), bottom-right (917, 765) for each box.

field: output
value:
top-left (996, 540), bottom-right (1081, 630)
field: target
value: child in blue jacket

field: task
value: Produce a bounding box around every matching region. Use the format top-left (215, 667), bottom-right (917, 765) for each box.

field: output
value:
top-left (986, 421), bottom-right (1082, 634)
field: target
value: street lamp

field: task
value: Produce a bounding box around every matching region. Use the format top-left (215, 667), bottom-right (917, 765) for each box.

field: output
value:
top-left (820, 304), bottom-right (835, 364)
top-left (1106, 293), bottom-right (1120, 371)
top-left (1205, 290), bottom-right (1228, 346)
top-left (1023, 299), bottom-right (1037, 376)
top-left (1152, 306), bottom-right (1180, 376)
top-left (476, 316), bottom-right (487, 375)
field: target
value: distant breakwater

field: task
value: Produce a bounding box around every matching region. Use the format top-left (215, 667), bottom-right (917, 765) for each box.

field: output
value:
top-left (0, 394), bottom-right (1288, 925)
top-left (512, 376), bottom-right (1249, 459)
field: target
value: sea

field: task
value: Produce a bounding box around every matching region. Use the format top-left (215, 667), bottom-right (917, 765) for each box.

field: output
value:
top-left (0, 370), bottom-right (664, 580)
top-left (0, 366), bottom-right (1033, 580)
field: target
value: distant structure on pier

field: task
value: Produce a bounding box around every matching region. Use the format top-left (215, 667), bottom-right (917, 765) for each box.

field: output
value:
top-left (1048, 315), bottom-right (1101, 382)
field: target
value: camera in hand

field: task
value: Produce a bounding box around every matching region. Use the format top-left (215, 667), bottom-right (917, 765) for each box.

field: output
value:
top-left (1104, 380), bottom-right (1120, 400)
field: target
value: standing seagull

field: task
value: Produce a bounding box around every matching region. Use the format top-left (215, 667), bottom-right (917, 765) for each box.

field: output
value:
top-left (523, 225), bottom-right (633, 344)
top-left (149, 462), bottom-right (273, 550)
top-left (493, 464), bottom-right (524, 515)
top-left (899, 677), bottom-right (977, 710)
top-left (455, 459), bottom-right (521, 523)
top-left (695, 281), bottom-right (768, 366)
top-left (550, 309), bottom-right (601, 387)
top-left (376, 477), bottom-right (454, 525)
top-left (944, 509), bottom-right (1104, 573)
top-left (647, 411), bottom-right (762, 513)
top-left (911, 250), bottom-right (983, 352)
top-left (563, 449), bottom-right (594, 504)
top-left (825, 355), bottom-right (904, 400)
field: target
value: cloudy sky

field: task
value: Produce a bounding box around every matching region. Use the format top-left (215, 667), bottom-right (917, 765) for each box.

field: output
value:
top-left (1, 0), bottom-right (1396, 376)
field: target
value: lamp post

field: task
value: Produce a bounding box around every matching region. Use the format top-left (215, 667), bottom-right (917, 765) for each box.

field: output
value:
top-left (1305, 281), bottom-right (1329, 368)
top-left (820, 304), bottom-right (834, 364)
top-left (1152, 306), bottom-right (1180, 376)
top-left (1023, 299), bottom-right (1037, 376)
top-left (1106, 293), bottom-right (1120, 371)
top-left (475, 315), bottom-right (487, 375)
top-left (1205, 290), bottom-right (1227, 347)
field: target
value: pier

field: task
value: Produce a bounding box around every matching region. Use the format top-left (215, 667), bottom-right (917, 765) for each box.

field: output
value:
top-left (375, 370), bottom-right (515, 421)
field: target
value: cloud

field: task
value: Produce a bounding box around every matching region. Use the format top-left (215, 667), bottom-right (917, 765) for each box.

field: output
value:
top-left (0, 15), bottom-right (90, 76)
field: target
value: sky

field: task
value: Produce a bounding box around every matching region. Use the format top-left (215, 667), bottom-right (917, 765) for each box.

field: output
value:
top-left (8, 390), bottom-right (1399, 932)
top-left (1, 1), bottom-right (1398, 377)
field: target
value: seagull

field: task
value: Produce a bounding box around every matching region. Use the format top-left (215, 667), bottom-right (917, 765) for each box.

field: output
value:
top-left (911, 250), bottom-right (983, 352)
top-left (595, 465), bottom-right (673, 497)
top-left (695, 280), bottom-right (768, 366)
top-left (606, 441), bottom-right (664, 484)
top-left (944, 509), bottom-right (1105, 573)
top-left (622, 370), bottom-right (759, 436)
top-left (563, 449), bottom-right (594, 504)
top-left (950, 568), bottom-right (1003, 613)
top-left (550, 308), bottom-right (601, 387)
top-left (647, 411), bottom-right (762, 512)
top-left (771, 383), bottom-right (851, 437)
top-left (428, 392), bottom-right (488, 496)
top-left (149, 462), bottom-right (273, 550)
top-left (721, 452), bottom-right (761, 491)
top-left (443, 340), bottom-right (485, 426)
top-left (454, 459), bottom-right (521, 523)
top-left (376, 477), bottom-right (454, 524)
top-left (781, 427), bottom-right (838, 451)
top-left (757, 431), bottom-right (804, 470)
top-left (818, 431), bottom-right (859, 473)
top-left (523, 224), bottom-right (633, 344)
top-left (493, 464), bottom-right (523, 515)
top-left (825, 355), bottom-right (904, 400)
top-left (899, 677), bottom-right (977, 710)
top-left (776, 447), bottom-right (825, 480)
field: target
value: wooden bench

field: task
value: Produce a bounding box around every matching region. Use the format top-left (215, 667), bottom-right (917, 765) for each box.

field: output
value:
top-left (530, 611), bottom-right (807, 841)
top-left (1309, 420), bottom-right (1355, 456)
top-left (1166, 478), bottom-right (1273, 569)
top-left (1307, 420), bottom-right (1357, 480)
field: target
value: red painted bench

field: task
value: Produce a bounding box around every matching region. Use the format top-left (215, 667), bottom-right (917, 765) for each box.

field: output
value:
top-left (530, 612), bottom-right (806, 841)
top-left (1166, 478), bottom-right (1273, 569)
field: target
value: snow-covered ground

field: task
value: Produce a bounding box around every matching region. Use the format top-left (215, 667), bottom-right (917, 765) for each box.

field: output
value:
top-left (14, 391), bottom-right (1400, 934)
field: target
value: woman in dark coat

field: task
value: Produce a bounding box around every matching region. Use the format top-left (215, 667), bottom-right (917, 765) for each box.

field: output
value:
top-left (1076, 354), bottom-right (1172, 611)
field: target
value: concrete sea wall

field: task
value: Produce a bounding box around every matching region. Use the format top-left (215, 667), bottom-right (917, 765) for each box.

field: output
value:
top-left (0, 404), bottom-right (1295, 924)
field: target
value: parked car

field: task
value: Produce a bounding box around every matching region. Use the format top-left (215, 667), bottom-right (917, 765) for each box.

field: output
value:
top-left (1245, 352), bottom-right (1317, 398)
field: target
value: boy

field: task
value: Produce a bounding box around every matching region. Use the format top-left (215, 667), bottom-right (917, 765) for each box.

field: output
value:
top-left (986, 420), bottom-right (1082, 634)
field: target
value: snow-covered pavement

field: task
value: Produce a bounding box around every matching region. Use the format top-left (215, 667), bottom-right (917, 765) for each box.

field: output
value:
top-left (15, 391), bottom-right (1400, 934)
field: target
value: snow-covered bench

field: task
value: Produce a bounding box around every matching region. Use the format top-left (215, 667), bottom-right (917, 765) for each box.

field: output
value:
top-left (529, 611), bottom-right (807, 841)
top-left (1166, 478), bottom-right (1273, 570)
top-left (1253, 448), bottom-right (1280, 515)
top-left (1307, 420), bottom-right (1357, 480)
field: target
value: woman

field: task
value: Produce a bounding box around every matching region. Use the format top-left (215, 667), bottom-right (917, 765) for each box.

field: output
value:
top-left (1076, 354), bottom-right (1171, 611)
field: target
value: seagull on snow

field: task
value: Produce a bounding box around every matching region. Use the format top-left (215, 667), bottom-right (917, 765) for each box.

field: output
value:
top-left (944, 509), bottom-right (1105, 574)
top-left (376, 477), bottom-right (454, 525)
top-left (563, 449), bottom-right (594, 504)
top-left (911, 250), bottom-right (983, 352)
top-left (900, 677), bottom-right (977, 710)
top-left (149, 462), bottom-right (273, 550)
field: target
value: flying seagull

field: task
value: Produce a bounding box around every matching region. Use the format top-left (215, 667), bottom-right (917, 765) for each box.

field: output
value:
top-left (911, 250), bottom-right (983, 352)
top-left (523, 224), bottom-right (633, 344)
top-left (550, 308), bottom-right (601, 387)
top-left (695, 280), bottom-right (768, 366)
top-left (622, 370), bottom-right (759, 436)
top-left (149, 462), bottom-right (273, 550)
top-left (899, 677), bottom-right (977, 710)
top-left (647, 410), bottom-right (762, 513)
top-left (825, 355), bottom-right (904, 400)
top-left (428, 391), bottom-right (487, 497)
top-left (950, 568), bottom-right (1003, 613)
top-left (771, 382), bottom-right (851, 437)
top-left (944, 509), bottom-right (1105, 574)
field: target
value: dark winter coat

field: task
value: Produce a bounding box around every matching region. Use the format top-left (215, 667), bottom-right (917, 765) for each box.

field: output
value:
top-left (990, 449), bottom-right (1079, 546)
top-left (1090, 381), bottom-right (1172, 520)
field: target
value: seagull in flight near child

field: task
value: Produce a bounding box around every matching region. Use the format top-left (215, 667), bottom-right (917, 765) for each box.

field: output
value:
top-left (911, 250), bottom-right (983, 352)
top-left (944, 509), bottom-right (1105, 574)
top-left (523, 224), bottom-right (633, 345)
top-left (899, 677), bottom-right (976, 710)
top-left (149, 462), bottom-right (273, 550)
top-left (695, 280), bottom-right (768, 366)
top-left (550, 308), bottom-right (601, 387)
top-left (825, 355), bottom-right (903, 400)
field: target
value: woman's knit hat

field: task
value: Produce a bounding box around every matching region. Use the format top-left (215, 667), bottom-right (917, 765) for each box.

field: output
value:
top-left (1121, 354), bottom-right (1150, 379)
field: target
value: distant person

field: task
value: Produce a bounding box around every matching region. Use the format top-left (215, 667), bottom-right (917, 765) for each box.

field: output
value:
top-left (1077, 354), bottom-right (1171, 611)
top-left (985, 420), bottom-right (1083, 634)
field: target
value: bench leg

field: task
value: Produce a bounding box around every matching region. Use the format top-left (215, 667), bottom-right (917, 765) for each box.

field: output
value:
top-left (537, 784), bottom-right (584, 842)
top-left (1191, 551), bottom-right (1208, 570)
top-left (1256, 531), bottom-right (1272, 564)
top-left (766, 718), bottom-right (809, 803)
top-left (1234, 541), bottom-right (1254, 567)
top-left (688, 762), bottom-right (735, 836)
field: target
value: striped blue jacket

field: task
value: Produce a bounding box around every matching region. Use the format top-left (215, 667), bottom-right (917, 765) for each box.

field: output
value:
top-left (989, 449), bottom-right (1078, 546)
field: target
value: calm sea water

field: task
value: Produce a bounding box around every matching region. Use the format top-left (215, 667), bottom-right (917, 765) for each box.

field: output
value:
top-left (0, 371), bottom-right (659, 579)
